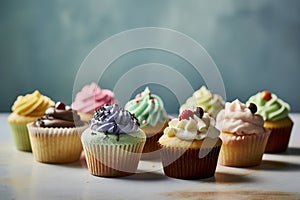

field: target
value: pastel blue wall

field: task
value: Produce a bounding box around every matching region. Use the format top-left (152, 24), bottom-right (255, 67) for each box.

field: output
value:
top-left (1, 0), bottom-right (300, 113)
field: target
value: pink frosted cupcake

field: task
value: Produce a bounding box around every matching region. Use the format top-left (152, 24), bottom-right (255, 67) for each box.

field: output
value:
top-left (71, 82), bottom-right (118, 122)
top-left (216, 99), bottom-right (270, 167)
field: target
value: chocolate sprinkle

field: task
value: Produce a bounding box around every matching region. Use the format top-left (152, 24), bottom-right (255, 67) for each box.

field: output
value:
top-left (248, 103), bottom-right (257, 114)
top-left (194, 107), bottom-right (204, 118)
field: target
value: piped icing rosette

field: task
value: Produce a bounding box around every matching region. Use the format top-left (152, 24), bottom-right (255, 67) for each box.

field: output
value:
top-left (164, 108), bottom-right (220, 141)
top-left (89, 104), bottom-right (139, 134)
top-left (71, 82), bottom-right (118, 114)
top-left (216, 99), bottom-right (268, 135)
top-left (246, 91), bottom-right (290, 121)
top-left (11, 90), bottom-right (54, 117)
top-left (35, 102), bottom-right (85, 128)
top-left (179, 86), bottom-right (224, 119)
top-left (124, 87), bottom-right (168, 128)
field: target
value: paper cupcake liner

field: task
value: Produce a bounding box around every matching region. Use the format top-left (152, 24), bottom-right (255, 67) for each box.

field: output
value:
top-left (27, 124), bottom-right (87, 164)
top-left (264, 125), bottom-right (293, 153)
top-left (160, 144), bottom-right (222, 179)
top-left (218, 132), bottom-right (270, 167)
top-left (82, 141), bottom-right (145, 177)
top-left (9, 123), bottom-right (32, 152)
top-left (141, 131), bottom-right (163, 159)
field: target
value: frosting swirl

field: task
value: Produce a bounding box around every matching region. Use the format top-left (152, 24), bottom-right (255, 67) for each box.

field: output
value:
top-left (89, 104), bottom-right (139, 134)
top-left (164, 110), bottom-right (220, 141)
top-left (124, 87), bottom-right (168, 127)
top-left (216, 99), bottom-right (267, 135)
top-left (179, 86), bottom-right (224, 118)
top-left (71, 82), bottom-right (118, 114)
top-left (11, 90), bottom-right (54, 117)
top-left (35, 102), bottom-right (84, 128)
top-left (246, 91), bottom-right (290, 121)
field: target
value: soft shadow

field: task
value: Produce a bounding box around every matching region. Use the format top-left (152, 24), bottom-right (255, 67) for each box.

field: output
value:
top-left (253, 160), bottom-right (300, 171)
top-left (52, 153), bottom-right (87, 169)
top-left (204, 172), bottom-right (256, 184)
top-left (121, 171), bottom-right (168, 181)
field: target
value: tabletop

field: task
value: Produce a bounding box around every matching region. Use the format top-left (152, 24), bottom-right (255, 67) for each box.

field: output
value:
top-left (1, 113), bottom-right (300, 200)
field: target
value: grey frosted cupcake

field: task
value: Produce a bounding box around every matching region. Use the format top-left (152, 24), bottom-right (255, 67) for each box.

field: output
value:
top-left (81, 104), bottom-right (146, 177)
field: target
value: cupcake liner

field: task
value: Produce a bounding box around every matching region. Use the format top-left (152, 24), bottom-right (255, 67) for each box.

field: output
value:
top-left (160, 144), bottom-right (222, 179)
top-left (218, 132), bottom-right (270, 167)
top-left (264, 125), bottom-right (293, 153)
top-left (141, 131), bottom-right (163, 159)
top-left (9, 123), bottom-right (32, 152)
top-left (82, 141), bottom-right (145, 177)
top-left (27, 123), bottom-right (87, 164)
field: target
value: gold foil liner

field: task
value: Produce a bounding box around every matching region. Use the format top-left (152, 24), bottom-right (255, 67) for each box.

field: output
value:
top-left (27, 123), bottom-right (87, 164)
top-left (218, 132), bottom-right (270, 167)
top-left (82, 141), bottom-right (145, 177)
top-left (160, 143), bottom-right (222, 180)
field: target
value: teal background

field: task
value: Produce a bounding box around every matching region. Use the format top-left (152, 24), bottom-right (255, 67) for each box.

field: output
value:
top-left (1, 0), bottom-right (300, 113)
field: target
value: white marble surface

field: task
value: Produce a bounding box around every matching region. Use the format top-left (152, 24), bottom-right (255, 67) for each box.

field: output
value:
top-left (1, 113), bottom-right (300, 200)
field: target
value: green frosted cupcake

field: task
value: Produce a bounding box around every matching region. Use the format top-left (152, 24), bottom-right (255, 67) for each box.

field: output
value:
top-left (125, 87), bottom-right (168, 158)
top-left (81, 104), bottom-right (146, 177)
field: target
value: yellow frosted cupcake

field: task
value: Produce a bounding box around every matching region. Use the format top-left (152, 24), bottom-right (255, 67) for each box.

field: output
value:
top-left (7, 90), bottom-right (54, 151)
top-left (216, 100), bottom-right (271, 167)
top-left (179, 86), bottom-right (225, 119)
top-left (159, 107), bottom-right (222, 179)
top-left (247, 91), bottom-right (293, 153)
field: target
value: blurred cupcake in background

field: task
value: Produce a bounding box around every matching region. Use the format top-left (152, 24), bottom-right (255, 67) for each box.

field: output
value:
top-left (71, 82), bottom-right (118, 122)
top-left (216, 99), bottom-right (270, 167)
top-left (247, 91), bottom-right (293, 153)
top-left (125, 87), bottom-right (168, 159)
top-left (7, 90), bottom-right (54, 151)
top-left (27, 102), bottom-right (87, 163)
top-left (179, 86), bottom-right (224, 119)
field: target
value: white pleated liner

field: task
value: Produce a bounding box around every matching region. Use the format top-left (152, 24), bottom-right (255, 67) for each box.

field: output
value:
top-left (82, 141), bottom-right (145, 177)
top-left (218, 132), bottom-right (270, 167)
top-left (27, 123), bottom-right (88, 164)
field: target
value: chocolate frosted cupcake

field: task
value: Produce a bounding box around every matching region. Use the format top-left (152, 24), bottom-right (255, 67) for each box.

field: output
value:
top-left (158, 107), bottom-right (222, 179)
top-left (125, 87), bottom-right (168, 159)
top-left (247, 91), bottom-right (293, 153)
top-left (81, 104), bottom-right (146, 177)
top-left (27, 102), bottom-right (87, 164)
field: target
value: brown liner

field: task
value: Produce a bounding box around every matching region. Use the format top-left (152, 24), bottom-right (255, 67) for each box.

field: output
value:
top-left (82, 142), bottom-right (145, 177)
top-left (141, 132), bottom-right (163, 159)
top-left (160, 144), bottom-right (221, 179)
top-left (265, 125), bottom-right (293, 153)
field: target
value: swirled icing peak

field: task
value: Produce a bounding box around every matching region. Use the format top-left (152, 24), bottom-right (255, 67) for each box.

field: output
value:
top-left (71, 82), bottom-right (118, 114)
top-left (246, 91), bottom-right (290, 121)
top-left (216, 99), bottom-right (267, 135)
top-left (124, 87), bottom-right (168, 127)
top-left (11, 90), bottom-right (54, 117)
top-left (35, 102), bottom-right (85, 128)
top-left (89, 104), bottom-right (139, 134)
top-left (179, 86), bottom-right (224, 118)
top-left (164, 107), bottom-right (220, 141)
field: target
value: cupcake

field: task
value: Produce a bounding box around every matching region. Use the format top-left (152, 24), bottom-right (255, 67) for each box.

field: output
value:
top-left (7, 90), bottom-right (54, 151)
top-left (179, 86), bottom-right (224, 119)
top-left (81, 104), bottom-right (146, 177)
top-left (125, 87), bottom-right (168, 158)
top-left (158, 107), bottom-right (222, 179)
top-left (71, 82), bottom-right (118, 122)
top-left (216, 99), bottom-right (271, 167)
top-left (247, 91), bottom-right (293, 153)
top-left (27, 102), bottom-right (87, 163)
